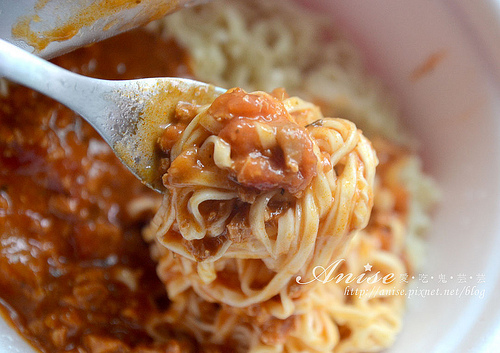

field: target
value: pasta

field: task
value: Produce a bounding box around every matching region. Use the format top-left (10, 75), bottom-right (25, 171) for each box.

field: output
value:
top-left (145, 87), bottom-right (378, 311)
top-left (0, 0), bottom-right (439, 352)
top-left (143, 86), bottom-right (379, 351)
top-left (141, 0), bottom-right (439, 352)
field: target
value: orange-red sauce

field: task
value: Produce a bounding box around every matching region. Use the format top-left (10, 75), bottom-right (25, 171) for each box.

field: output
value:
top-left (155, 88), bottom-right (318, 263)
top-left (214, 88), bottom-right (317, 194)
top-left (410, 50), bottom-right (448, 81)
top-left (12, 0), bottom-right (180, 52)
top-left (160, 88), bottom-right (318, 196)
top-left (0, 29), bottom-right (196, 353)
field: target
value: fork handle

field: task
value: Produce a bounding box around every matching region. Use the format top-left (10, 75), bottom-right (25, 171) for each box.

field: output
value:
top-left (0, 39), bottom-right (114, 127)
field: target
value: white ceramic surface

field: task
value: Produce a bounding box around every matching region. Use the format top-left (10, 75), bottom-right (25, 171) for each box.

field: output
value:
top-left (316, 1), bottom-right (500, 352)
top-left (1, 0), bottom-right (499, 352)
top-left (0, 0), bottom-right (209, 59)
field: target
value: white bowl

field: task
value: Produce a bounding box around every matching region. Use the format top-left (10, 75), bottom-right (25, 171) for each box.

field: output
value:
top-left (1, 1), bottom-right (499, 352)
top-left (309, 1), bottom-right (500, 352)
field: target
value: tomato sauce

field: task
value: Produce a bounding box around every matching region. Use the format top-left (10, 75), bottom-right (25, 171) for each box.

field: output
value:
top-left (161, 88), bottom-right (318, 196)
top-left (0, 29), bottom-right (196, 353)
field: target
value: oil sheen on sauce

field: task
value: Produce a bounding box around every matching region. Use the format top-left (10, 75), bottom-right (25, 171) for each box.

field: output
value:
top-left (0, 29), bottom-right (198, 353)
top-left (12, 0), bottom-right (182, 53)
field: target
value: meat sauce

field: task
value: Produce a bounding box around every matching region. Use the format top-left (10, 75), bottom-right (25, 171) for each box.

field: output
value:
top-left (0, 30), bottom-right (196, 353)
top-left (155, 88), bottom-right (318, 263)
top-left (212, 88), bottom-right (317, 194)
top-left (160, 88), bottom-right (318, 197)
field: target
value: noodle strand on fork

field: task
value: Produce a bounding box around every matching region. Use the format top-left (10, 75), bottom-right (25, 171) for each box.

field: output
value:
top-left (142, 1), bottom-right (439, 351)
top-left (144, 88), bottom-right (378, 310)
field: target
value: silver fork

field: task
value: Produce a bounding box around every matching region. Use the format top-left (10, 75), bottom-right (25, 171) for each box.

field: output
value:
top-left (0, 39), bottom-right (225, 192)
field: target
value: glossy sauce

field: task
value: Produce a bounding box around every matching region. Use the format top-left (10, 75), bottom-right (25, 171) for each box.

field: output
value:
top-left (213, 88), bottom-right (317, 194)
top-left (12, 0), bottom-right (180, 52)
top-left (156, 88), bottom-right (318, 263)
top-left (0, 30), bottom-right (196, 353)
top-left (161, 88), bottom-right (318, 196)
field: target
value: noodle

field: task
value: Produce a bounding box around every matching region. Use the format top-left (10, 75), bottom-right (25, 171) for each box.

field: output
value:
top-left (140, 0), bottom-right (439, 352)
top-left (145, 88), bottom-right (377, 310)
top-left (145, 137), bottom-right (415, 353)
top-left (150, 0), bottom-right (412, 145)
